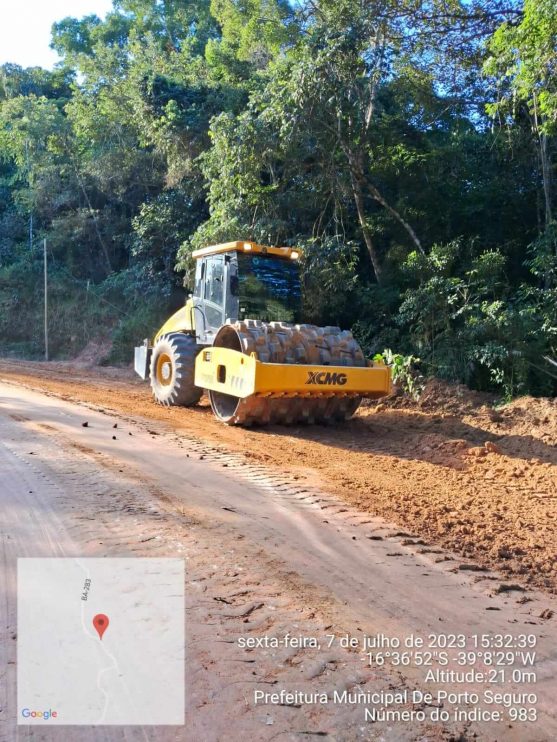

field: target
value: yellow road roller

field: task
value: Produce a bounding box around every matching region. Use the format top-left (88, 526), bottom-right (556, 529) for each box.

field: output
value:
top-left (134, 241), bottom-right (391, 425)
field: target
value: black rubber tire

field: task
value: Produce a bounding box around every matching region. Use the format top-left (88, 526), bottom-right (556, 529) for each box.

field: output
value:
top-left (149, 333), bottom-right (202, 407)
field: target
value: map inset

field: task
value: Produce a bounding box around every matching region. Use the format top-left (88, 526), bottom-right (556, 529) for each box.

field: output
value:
top-left (17, 557), bottom-right (184, 725)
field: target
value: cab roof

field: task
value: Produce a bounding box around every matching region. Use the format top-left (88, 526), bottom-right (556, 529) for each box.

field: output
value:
top-left (191, 241), bottom-right (300, 261)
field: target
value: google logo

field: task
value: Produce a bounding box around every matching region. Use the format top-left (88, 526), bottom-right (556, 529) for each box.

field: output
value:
top-left (21, 708), bottom-right (58, 720)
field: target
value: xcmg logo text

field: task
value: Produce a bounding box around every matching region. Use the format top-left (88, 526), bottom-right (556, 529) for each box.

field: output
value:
top-left (306, 371), bottom-right (348, 386)
top-left (21, 708), bottom-right (58, 720)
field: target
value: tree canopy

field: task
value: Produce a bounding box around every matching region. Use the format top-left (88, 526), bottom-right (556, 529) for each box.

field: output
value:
top-left (0, 0), bottom-right (555, 396)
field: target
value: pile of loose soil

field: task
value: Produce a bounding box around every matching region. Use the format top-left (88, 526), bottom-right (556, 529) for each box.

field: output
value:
top-left (73, 338), bottom-right (113, 367)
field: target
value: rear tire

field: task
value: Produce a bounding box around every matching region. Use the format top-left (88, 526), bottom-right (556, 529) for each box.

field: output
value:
top-left (149, 333), bottom-right (202, 407)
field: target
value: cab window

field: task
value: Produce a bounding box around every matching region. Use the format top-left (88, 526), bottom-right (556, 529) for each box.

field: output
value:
top-left (204, 255), bottom-right (224, 305)
top-left (194, 259), bottom-right (205, 298)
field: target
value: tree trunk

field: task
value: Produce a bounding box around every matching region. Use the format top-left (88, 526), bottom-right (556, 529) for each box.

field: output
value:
top-left (532, 94), bottom-right (553, 232)
top-left (346, 146), bottom-right (423, 278)
top-left (68, 145), bottom-right (113, 275)
top-left (350, 169), bottom-right (383, 283)
top-left (367, 182), bottom-right (425, 255)
top-left (540, 131), bottom-right (553, 229)
top-left (77, 178), bottom-right (113, 276)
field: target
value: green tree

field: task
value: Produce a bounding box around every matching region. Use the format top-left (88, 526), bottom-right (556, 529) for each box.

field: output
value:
top-left (485, 0), bottom-right (557, 230)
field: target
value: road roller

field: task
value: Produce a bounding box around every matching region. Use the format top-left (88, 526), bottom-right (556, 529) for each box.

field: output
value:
top-left (134, 241), bottom-right (391, 425)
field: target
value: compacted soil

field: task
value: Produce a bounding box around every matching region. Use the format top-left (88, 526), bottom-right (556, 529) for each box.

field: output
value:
top-left (0, 359), bottom-right (555, 594)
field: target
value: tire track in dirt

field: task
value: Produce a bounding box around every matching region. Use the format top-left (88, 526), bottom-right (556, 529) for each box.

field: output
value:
top-left (0, 403), bottom-right (458, 742)
top-left (0, 360), bottom-right (555, 594)
top-left (1, 381), bottom-right (557, 741)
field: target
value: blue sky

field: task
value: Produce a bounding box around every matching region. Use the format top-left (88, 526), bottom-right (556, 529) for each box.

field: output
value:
top-left (0, 1), bottom-right (114, 69)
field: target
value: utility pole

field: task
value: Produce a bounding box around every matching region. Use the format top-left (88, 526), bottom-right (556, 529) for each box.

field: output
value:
top-left (44, 238), bottom-right (49, 361)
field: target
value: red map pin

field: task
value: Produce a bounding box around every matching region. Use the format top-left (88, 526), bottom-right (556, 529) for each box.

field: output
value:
top-left (93, 614), bottom-right (109, 640)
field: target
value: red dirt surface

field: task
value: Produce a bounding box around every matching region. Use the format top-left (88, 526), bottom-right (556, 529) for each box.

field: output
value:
top-left (1, 359), bottom-right (555, 593)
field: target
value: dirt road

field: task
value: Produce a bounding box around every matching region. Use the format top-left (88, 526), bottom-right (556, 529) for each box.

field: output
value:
top-left (1, 359), bottom-right (556, 593)
top-left (0, 365), bottom-right (556, 740)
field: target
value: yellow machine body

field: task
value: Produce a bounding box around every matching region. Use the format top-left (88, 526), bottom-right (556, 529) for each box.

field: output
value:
top-left (195, 346), bottom-right (391, 400)
top-left (191, 240), bottom-right (300, 261)
top-left (154, 298), bottom-right (195, 342)
top-left (139, 240), bottom-right (393, 424)
top-left (153, 242), bottom-right (298, 343)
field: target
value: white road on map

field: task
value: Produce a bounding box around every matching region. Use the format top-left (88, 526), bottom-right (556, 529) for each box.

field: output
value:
top-left (17, 558), bottom-right (184, 725)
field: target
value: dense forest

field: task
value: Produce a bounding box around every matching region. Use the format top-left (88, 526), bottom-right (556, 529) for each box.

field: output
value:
top-left (0, 0), bottom-right (556, 398)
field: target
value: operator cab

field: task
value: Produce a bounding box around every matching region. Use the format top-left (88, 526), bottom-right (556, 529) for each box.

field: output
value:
top-left (192, 241), bottom-right (302, 344)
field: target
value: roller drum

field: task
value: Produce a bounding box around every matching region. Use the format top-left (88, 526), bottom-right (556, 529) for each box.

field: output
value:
top-left (208, 321), bottom-right (365, 425)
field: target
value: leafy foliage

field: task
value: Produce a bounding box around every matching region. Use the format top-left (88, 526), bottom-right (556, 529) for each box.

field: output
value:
top-left (374, 349), bottom-right (424, 401)
top-left (0, 0), bottom-right (555, 397)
